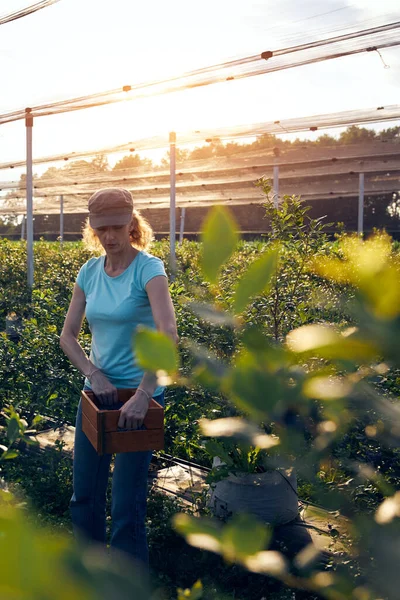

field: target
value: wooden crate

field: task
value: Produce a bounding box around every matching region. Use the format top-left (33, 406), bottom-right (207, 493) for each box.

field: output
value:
top-left (81, 389), bottom-right (164, 455)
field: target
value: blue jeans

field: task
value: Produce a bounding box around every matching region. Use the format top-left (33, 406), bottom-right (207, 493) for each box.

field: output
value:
top-left (70, 392), bottom-right (164, 567)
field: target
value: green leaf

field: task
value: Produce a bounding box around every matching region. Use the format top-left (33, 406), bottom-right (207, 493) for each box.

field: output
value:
top-left (224, 354), bottom-right (282, 420)
top-left (0, 499), bottom-right (150, 599)
top-left (233, 249), bottom-right (278, 314)
top-left (7, 417), bottom-right (20, 445)
top-left (134, 328), bottom-right (178, 374)
top-left (204, 440), bottom-right (234, 466)
top-left (177, 580), bottom-right (203, 600)
top-left (185, 340), bottom-right (227, 380)
top-left (303, 375), bottom-right (352, 400)
top-left (21, 435), bottom-right (39, 447)
top-left (201, 206), bottom-right (239, 283)
top-left (286, 324), bottom-right (378, 362)
top-left (244, 550), bottom-right (287, 575)
top-left (201, 418), bottom-right (279, 450)
top-left (32, 415), bottom-right (43, 427)
top-left (221, 514), bottom-right (271, 561)
top-left (0, 489), bottom-right (14, 504)
top-left (173, 513), bottom-right (220, 538)
top-left (173, 513), bottom-right (221, 554)
top-left (1, 449), bottom-right (19, 460)
top-left (241, 327), bottom-right (289, 368)
top-left (187, 302), bottom-right (237, 327)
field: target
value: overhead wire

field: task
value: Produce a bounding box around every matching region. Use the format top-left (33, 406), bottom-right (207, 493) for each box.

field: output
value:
top-left (1, 13), bottom-right (399, 218)
top-left (0, 21), bottom-right (399, 124)
top-left (2, 149), bottom-right (398, 197)
top-left (0, 0), bottom-right (60, 26)
top-left (261, 12), bottom-right (400, 48)
top-left (2, 188), bottom-right (397, 215)
top-left (1, 104), bottom-right (399, 171)
top-left (288, 6), bottom-right (350, 24)
top-left (272, 19), bottom-right (400, 54)
top-left (1, 143), bottom-right (399, 213)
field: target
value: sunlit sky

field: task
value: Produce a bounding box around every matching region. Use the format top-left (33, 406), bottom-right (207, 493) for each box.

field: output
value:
top-left (0, 0), bottom-right (399, 170)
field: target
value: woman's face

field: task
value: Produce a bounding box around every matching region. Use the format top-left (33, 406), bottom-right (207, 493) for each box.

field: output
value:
top-left (94, 223), bottom-right (131, 253)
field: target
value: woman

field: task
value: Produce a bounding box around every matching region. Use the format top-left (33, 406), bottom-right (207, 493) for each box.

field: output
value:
top-left (60, 187), bottom-right (178, 568)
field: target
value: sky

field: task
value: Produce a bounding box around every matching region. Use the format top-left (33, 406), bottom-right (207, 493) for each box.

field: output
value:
top-left (0, 0), bottom-right (399, 174)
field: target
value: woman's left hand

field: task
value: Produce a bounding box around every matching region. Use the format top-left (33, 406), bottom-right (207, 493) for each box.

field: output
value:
top-left (117, 389), bottom-right (151, 430)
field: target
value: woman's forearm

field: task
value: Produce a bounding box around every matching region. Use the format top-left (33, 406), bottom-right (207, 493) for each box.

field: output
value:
top-left (59, 333), bottom-right (96, 378)
top-left (157, 319), bottom-right (179, 345)
top-left (137, 371), bottom-right (158, 398)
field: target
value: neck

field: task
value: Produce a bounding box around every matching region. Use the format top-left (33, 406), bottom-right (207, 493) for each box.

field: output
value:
top-left (105, 245), bottom-right (137, 272)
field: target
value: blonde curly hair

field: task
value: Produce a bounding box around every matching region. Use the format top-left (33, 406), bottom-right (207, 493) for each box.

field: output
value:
top-left (82, 209), bottom-right (154, 253)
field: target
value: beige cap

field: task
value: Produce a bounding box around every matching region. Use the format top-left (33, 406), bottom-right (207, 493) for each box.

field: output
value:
top-left (88, 188), bottom-right (133, 228)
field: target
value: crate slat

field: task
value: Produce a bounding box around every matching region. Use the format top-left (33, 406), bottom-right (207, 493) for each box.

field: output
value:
top-left (82, 412), bottom-right (100, 452)
top-left (81, 389), bottom-right (164, 455)
top-left (105, 430), bottom-right (164, 454)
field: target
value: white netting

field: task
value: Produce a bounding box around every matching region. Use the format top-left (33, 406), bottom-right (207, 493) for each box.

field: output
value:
top-left (0, 20), bottom-right (399, 125)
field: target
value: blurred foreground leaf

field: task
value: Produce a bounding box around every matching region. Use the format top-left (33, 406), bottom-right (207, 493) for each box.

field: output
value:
top-left (312, 234), bottom-right (400, 319)
top-left (200, 206), bottom-right (239, 284)
top-left (135, 327), bottom-right (178, 374)
top-left (224, 352), bottom-right (285, 420)
top-left (0, 503), bottom-right (149, 600)
top-left (177, 579), bottom-right (203, 600)
top-left (375, 492), bottom-right (400, 525)
top-left (173, 513), bottom-right (221, 554)
top-left (286, 324), bottom-right (378, 363)
top-left (221, 513), bottom-right (271, 561)
top-left (201, 417), bottom-right (279, 449)
top-left (173, 512), bottom-right (271, 565)
top-left (187, 302), bottom-right (237, 327)
top-left (233, 248), bottom-right (278, 314)
top-left (303, 375), bottom-right (353, 401)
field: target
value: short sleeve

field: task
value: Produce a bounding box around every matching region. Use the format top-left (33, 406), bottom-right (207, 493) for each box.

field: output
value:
top-left (140, 256), bottom-right (167, 290)
top-left (76, 263), bottom-right (87, 294)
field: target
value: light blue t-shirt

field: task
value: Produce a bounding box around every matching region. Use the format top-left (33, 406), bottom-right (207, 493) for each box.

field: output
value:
top-left (76, 251), bottom-right (167, 395)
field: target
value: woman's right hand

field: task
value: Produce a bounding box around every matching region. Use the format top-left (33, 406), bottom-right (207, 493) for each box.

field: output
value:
top-left (89, 370), bottom-right (118, 406)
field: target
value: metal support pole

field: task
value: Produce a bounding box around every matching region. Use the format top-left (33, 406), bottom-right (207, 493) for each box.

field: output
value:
top-left (169, 132), bottom-right (176, 275)
top-left (25, 108), bottom-right (34, 288)
top-left (179, 207), bottom-right (186, 245)
top-left (20, 214), bottom-right (25, 240)
top-left (59, 194), bottom-right (64, 247)
top-left (358, 172), bottom-right (364, 236)
top-left (273, 165), bottom-right (279, 209)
